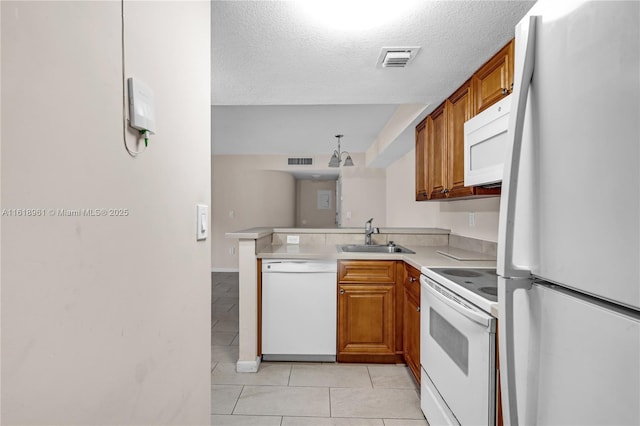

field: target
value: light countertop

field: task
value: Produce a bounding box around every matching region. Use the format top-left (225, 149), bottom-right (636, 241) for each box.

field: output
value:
top-left (257, 244), bottom-right (496, 271)
top-left (257, 243), bottom-right (498, 316)
top-left (271, 227), bottom-right (451, 235)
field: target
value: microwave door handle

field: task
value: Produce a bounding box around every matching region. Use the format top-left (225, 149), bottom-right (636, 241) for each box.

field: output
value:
top-left (497, 15), bottom-right (538, 426)
top-left (420, 276), bottom-right (489, 327)
top-left (497, 14), bottom-right (537, 280)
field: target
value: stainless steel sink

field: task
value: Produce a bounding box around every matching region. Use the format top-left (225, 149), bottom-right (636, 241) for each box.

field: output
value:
top-left (339, 244), bottom-right (415, 254)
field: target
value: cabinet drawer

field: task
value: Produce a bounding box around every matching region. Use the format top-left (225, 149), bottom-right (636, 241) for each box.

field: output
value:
top-left (404, 264), bottom-right (421, 300)
top-left (339, 260), bottom-right (396, 283)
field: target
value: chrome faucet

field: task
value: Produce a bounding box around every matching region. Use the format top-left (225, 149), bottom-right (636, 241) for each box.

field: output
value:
top-left (364, 218), bottom-right (374, 245)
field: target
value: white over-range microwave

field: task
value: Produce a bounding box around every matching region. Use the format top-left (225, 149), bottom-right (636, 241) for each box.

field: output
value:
top-left (464, 94), bottom-right (512, 187)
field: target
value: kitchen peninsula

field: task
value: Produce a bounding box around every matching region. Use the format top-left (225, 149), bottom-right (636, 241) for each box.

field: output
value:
top-left (226, 227), bottom-right (497, 373)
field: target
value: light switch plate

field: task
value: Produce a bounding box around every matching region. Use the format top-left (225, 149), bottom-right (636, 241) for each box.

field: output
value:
top-left (287, 235), bottom-right (300, 244)
top-left (196, 204), bottom-right (208, 241)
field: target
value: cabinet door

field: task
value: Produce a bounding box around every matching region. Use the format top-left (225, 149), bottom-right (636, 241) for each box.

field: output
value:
top-left (403, 264), bottom-right (421, 384)
top-left (337, 284), bottom-right (395, 357)
top-left (427, 103), bottom-right (448, 199)
top-left (473, 40), bottom-right (514, 113)
top-left (404, 290), bottom-right (421, 384)
top-left (447, 80), bottom-right (476, 198)
top-left (415, 119), bottom-right (429, 201)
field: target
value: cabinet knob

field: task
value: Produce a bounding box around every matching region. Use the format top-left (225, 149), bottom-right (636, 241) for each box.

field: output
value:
top-left (340, 289), bottom-right (345, 295)
top-left (502, 88), bottom-right (508, 95)
top-left (409, 276), bottom-right (417, 283)
top-left (417, 306), bottom-right (421, 312)
top-left (441, 188), bottom-right (449, 194)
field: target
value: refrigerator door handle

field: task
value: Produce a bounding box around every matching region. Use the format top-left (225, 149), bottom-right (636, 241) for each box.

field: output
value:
top-left (497, 14), bottom-right (538, 279)
top-left (497, 15), bottom-right (538, 426)
top-left (498, 278), bottom-right (533, 426)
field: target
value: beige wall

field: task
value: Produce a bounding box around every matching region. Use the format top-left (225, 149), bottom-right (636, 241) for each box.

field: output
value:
top-left (212, 155), bottom-right (296, 271)
top-left (339, 164), bottom-right (387, 228)
top-left (1, 2), bottom-right (211, 424)
top-left (211, 153), bottom-right (389, 270)
top-left (385, 148), bottom-right (500, 242)
top-left (296, 180), bottom-right (337, 228)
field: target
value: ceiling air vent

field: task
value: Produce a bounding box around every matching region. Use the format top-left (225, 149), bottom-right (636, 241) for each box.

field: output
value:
top-left (377, 47), bottom-right (421, 68)
top-left (288, 158), bottom-right (313, 165)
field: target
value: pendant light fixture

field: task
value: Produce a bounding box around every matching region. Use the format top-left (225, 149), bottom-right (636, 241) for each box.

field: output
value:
top-left (328, 134), bottom-right (354, 167)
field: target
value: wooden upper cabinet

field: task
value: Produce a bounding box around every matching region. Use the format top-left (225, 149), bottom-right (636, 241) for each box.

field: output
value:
top-left (473, 40), bottom-right (514, 113)
top-left (447, 79), bottom-right (475, 198)
top-left (427, 103), bottom-right (448, 200)
top-left (414, 39), bottom-right (513, 201)
top-left (415, 119), bottom-right (429, 201)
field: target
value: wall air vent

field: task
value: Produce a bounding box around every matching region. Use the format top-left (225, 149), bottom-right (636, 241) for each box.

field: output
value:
top-left (377, 47), bottom-right (421, 68)
top-left (288, 158), bottom-right (313, 165)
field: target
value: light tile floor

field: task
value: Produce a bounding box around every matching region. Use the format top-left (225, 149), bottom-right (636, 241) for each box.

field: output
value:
top-left (211, 272), bottom-right (429, 426)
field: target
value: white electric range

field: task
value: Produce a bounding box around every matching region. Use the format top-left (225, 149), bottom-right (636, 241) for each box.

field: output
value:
top-left (419, 267), bottom-right (497, 425)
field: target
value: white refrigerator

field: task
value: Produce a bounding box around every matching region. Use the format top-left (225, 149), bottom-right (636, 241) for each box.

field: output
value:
top-left (498, 1), bottom-right (640, 425)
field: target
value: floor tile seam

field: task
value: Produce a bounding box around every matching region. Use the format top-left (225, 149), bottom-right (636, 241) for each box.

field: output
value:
top-left (371, 385), bottom-right (421, 390)
top-left (328, 387), bottom-right (333, 418)
top-left (240, 384), bottom-right (333, 390)
top-left (211, 382), bottom-right (293, 387)
top-left (366, 366), bottom-right (375, 388)
top-left (229, 384), bottom-right (245, 415)
top-left (287, 383), bottom-right (374, 389)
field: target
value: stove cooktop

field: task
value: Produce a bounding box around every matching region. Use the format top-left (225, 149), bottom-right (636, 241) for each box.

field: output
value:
top-left (421, 267), bottom-right (498, 313)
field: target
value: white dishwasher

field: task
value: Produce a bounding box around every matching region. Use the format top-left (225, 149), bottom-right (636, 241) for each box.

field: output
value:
top-left (261, 259), bottom-right (337, 362)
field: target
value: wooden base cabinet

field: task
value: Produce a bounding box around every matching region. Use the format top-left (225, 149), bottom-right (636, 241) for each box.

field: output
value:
top-left (403, 264), bottom-right (421, 384)
top-left (337, 260), bottom-right (403, 363)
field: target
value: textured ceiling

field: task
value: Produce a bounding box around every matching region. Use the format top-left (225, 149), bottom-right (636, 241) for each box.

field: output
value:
top-left (211, 0), bottom-right (536, 161)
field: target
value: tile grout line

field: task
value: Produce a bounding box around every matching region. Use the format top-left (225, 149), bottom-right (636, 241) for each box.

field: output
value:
top-left (229, 384), bottom-right (244, 416)
top-left (366, 365), bottom-right (375, 388)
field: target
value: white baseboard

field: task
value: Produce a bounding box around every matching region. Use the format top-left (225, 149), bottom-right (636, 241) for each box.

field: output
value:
top-left (211, 267), bottom-right (240, 273)
top-left (236, 357), bottom-right (261, 373)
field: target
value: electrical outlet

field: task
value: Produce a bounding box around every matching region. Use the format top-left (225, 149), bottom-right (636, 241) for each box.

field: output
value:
top-left (229, 246), bottom-right (236, 255)
top-left (468, 212), bottom-right (476, 227)
top-left (287, 235), bottom-right (300, 244)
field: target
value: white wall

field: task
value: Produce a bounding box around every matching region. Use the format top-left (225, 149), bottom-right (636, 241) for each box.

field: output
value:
top-left (210, 152), bottom-right (388, 270)
top-left (212, 155), bottom-right (296, 271)
top-left (385, 148), bottom-right (440, 226)
top-left (296, 180), bottom-right (337, 228)
top-left (1, 2), bottom-right (211, 424)
top-left (340, 164), bottom-right (387, 228)
top-left (386, 148), bottom-right (500, 242)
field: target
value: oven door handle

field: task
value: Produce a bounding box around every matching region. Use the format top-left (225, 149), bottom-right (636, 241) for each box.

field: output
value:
top-left (420, 275), bottom-right (490, 327)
